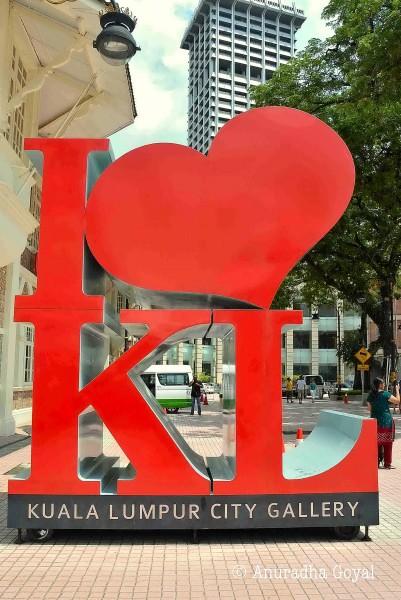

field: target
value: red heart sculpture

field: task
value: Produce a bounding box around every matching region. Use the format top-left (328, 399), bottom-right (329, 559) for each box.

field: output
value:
top-left (85, 107), bottom-right (355, 308)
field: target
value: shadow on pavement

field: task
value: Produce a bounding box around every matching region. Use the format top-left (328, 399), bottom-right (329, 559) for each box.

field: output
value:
top-left (1, 524), bottom-right (356, 547)
top-left (44, 527), bottom-right (349, 546)
top-left (0, 434), bottom-right (32, 459)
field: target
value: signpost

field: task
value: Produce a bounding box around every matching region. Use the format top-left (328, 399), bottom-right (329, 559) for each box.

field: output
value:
top-left (355, 347), bottom-right (372, 365)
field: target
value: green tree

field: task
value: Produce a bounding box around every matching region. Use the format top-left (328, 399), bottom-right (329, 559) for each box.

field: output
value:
top-left (197, 372), bottom-right (211, 383)
top-left (337, 329), bottom-right (369, 390)
top-left (252, 0), bottom-right (401, 373)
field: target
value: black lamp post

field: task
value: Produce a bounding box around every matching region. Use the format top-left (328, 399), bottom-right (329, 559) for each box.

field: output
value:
top-left (94, 1), bottom-right (140, 66)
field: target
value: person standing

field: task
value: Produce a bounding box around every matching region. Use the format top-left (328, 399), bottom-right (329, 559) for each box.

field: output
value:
top-left (296, 376), bottom-right (306, 404)
top-left (285, 378), bottom-right (294, 403)
top-left (391, 376), bottom-right (401, 414)
top-left (367, 377), bottom-right (399, 469)
top-left (310, 379), bottom-right (318, 403)
top-left (190, 376), bottom-right (202, 416)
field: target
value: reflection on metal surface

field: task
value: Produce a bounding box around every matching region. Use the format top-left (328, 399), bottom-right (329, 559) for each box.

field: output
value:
top-left (78, 407), bottom-right (135, 495)
top-left (222, 328), bottom-right (236, 472)
top-left (129, 323), bottom-right (218, 483)
top-left (112, 277), bottom-right (260, 310)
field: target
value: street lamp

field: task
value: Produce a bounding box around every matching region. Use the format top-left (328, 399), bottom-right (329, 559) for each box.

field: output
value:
top-left (94, 2), bottom-right (140, 66)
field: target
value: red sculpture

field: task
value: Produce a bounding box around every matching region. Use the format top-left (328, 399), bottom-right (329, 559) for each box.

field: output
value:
top-left (8, 108), bottom-right (378, 537)
top-left (86, 108), bottom-right (355, 308)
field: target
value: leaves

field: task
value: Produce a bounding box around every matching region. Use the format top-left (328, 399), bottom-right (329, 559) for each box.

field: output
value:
top-left (251, 0), bottom-right (401, 368)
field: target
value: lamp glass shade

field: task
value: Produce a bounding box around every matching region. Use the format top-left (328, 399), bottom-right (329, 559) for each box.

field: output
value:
top-left (94, 24), bottom-right (138, 65)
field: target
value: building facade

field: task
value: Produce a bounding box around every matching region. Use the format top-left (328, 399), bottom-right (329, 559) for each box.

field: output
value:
top-left (162, 338), bottom-right (223, 384)
top-left (176, 0), bottom-right (305, 380)
top-left (0, 0), bottom-right (137, 436)
top-left (181, 0), bottom-right (305, 153)
top-left (282, 303), bottom-right (361, 384)
top-left (154, 303), bottom-right (361, 386)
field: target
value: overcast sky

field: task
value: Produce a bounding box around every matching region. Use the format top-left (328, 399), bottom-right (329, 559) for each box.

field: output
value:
top-left (111, 0), bottom-right (330, 156)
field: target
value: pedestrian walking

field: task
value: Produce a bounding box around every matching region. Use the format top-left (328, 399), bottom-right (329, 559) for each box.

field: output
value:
top-left (285, 377), bottom-right (294, 403)
top-left (310, 378), bottom-right (318, 403)
top-left (296, 376), bottom-right (306, 404)
top-left (367, 377), bottom-right (400, 469)
top-left (190, 376), bottom-right (202, 416)
top-left (391, 377), bottom-right (401, 414)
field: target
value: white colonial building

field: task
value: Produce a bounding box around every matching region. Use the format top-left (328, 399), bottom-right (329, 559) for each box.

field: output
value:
top-left (0, 0), bottom-right (137, 436)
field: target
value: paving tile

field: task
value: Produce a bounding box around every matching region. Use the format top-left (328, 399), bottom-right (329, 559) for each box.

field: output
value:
top-left (1, 400), bottom-right (401, 599)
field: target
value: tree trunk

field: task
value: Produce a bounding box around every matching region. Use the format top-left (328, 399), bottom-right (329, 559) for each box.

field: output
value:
top-left (375, 282), bottom-right (398, 380)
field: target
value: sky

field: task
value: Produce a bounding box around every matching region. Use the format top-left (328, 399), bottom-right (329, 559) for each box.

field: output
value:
top-left (111, 0), bottom-right (331, 156)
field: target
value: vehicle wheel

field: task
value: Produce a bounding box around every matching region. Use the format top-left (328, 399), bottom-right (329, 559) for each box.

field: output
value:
top-left (26, 528), bottom-right (54, 543)
top-left (333, 526), bottom-right (360, 541)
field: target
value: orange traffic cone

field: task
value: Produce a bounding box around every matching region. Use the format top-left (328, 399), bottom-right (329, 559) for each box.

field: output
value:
top-left (295, 428), bottom-right (304, 447)
top-left (343, 393), bottom-right (349, 405)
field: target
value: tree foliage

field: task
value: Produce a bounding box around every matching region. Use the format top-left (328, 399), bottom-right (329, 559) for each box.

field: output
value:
top-left (251, 0), bottom-right (401, 370)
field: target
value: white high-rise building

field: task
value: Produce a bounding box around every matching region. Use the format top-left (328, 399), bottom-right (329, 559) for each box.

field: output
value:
top-left (181, 0), bottom-right (306, 153)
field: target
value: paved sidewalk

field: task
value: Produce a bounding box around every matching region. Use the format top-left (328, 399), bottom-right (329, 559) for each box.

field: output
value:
top-left (0, 402), bottom-right (401, 600)
top-left (0, 427), bottom-right (31, 452)
top-left (167, 396), bottom-right (401, 449)
top-left (281, 396), bottom-right (401, 437)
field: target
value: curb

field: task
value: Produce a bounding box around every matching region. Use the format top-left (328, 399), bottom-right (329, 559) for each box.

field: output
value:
top-left (0, 434), bottom-right (31, 453)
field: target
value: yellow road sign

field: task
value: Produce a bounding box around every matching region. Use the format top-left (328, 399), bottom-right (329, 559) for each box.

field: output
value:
top-left (357, 364), bottom-right (370, 372)
top-left (355, 346), bottom-right (372, 365)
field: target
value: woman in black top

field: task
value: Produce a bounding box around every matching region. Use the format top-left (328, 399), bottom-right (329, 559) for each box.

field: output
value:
top-left (189, 376), bottom-right (202, 416)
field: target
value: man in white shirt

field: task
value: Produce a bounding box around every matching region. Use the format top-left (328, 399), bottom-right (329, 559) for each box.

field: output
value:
top-left (296, 376), bottom-right (306, 404)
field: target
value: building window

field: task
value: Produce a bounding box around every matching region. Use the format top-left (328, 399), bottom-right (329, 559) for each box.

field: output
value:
top-left (24, 326), bottom-right (34, 384)
top-left (5, 46), bottom-right (27, 158)
top-left (293, 332), bottom-right (311, 349)
top-left (117, 292), bottom-right (128, 313)
top-left (202, 362), bottom-right (212, 376)
top-left (319, 332), bottom-right (337, 350)
top-left (293, 303), bottom-right (311, 317)
top-left (319, 304), bottom-right (337, 317)
top-left (319, 365), bottom-right (338, 382)
top-left (158, 373), bottom-right (190, 386)
top-left (27, 185), bottom-right (41, 253)
top-left (293, 364), bottom-right (311, 376)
